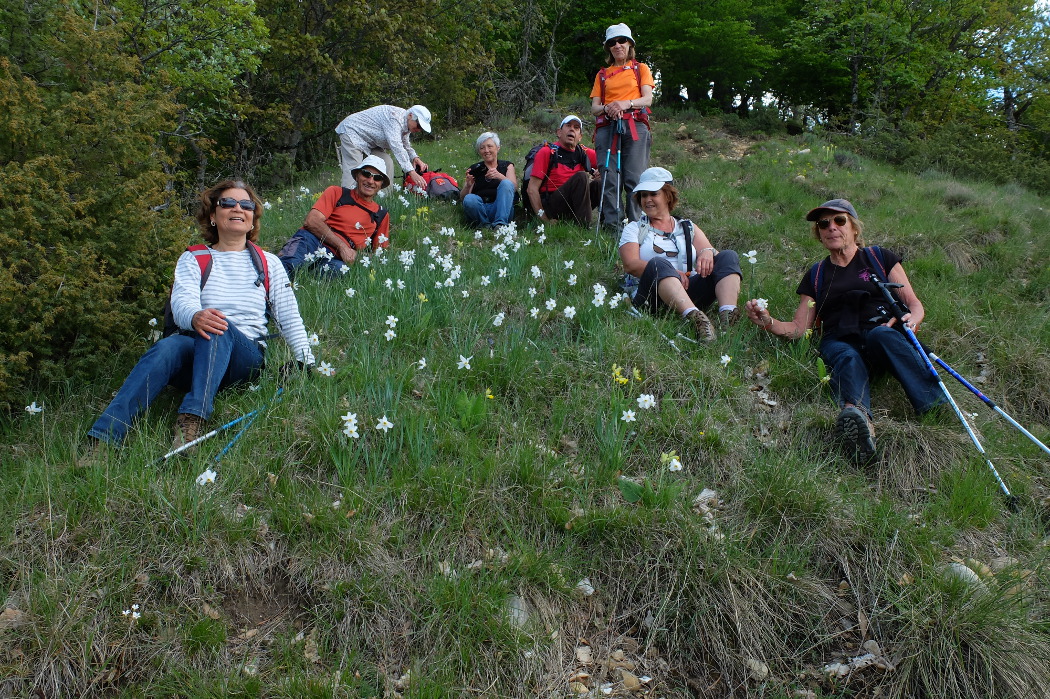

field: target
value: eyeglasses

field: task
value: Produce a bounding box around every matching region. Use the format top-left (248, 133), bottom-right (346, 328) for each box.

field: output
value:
top-left (357, 170), bottom-right (385, 182)
top-left (217, 197), bottom-right (257, 211)
top-left (817, 214), bottom-right (849, 230)
top-left (606, 37), bottom-right (631, 47)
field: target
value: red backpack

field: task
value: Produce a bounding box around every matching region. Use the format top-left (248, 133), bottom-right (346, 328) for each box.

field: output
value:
top-left (403, 169), bottom-right (460, 201)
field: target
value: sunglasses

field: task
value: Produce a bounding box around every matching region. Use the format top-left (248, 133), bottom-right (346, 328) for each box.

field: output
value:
top-left (606, 37), bottom-right (631, 47)
top-left (217, 197), bottom-right (256, 211)
top-left (357, 170), bottom-right (385, 182)
top-left (817, 214), bottom-right (849, 230)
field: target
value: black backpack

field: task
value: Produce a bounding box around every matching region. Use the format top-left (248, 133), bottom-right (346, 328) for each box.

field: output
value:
top-left (520, 141), bottom-right (589, 213)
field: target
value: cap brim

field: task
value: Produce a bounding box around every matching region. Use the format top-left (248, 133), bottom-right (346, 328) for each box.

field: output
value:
top-left (805, 206), bottom-right (850, 221)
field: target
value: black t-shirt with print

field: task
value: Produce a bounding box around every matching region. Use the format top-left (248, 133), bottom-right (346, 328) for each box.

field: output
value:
top-left (796, 246), bottom-right (902, 338)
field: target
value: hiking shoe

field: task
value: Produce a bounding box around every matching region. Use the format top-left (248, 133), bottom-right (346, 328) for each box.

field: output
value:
top-left (835, 406), bottom-right (877, 464)
top-left (76, 437), bottom-right (104, 469)
top-left (718, 307), bottom-right (741, 327)
top-left (687, 309), bottom-right (717, 343)
top-left (172, 413), bottom-right (204, 453)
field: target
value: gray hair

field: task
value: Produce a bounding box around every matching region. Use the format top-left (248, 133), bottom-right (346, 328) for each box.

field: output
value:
top-left (475, 131), bottom-right (501, 152)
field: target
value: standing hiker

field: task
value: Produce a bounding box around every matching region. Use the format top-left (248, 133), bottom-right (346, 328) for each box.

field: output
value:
top-left (335, 104), bottom-right (431, 191)
top-left (590, 23), bottom-right (654, 232)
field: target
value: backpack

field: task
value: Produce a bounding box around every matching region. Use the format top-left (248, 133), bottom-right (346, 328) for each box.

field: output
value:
top-left (162, 242), bottom-right (270, 338)
top-left (807, 245), bottom-right (890, 327)
top-left (336, 187), bottom-right (390, 248)
top-left (402, 169), bottom-right (460, 201)
top-left (520, 141), bottom-right (590, 212)
top-left (595, 60), bottom-right (652, 134)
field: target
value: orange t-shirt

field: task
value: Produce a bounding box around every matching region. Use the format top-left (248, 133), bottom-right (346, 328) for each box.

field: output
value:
top-left (311, 186), bottom-right (390, 250)
top-left (590, 61), bottom-right (655, 103)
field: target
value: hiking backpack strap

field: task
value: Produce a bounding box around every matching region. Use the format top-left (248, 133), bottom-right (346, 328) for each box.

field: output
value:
top-left (681, 219), bottom-right (694, 273)
top-left (187, 244), bottom-right (213, 287)
top-left (335, 188), bottom-right (389, 249)
top-left (245, 241), bottom-right (270, 295)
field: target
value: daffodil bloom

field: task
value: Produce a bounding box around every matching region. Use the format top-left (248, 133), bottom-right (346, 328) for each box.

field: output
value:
top-left (345, 288), bottom-right (356, 298)
top-left (528, 287), bottom-right (537, 298)
top-left (418, 293), bottom-right (428, 303)
top-left (531, 266), bottom-right (542, 278)
top-left (376, 415), bottom-right (394, 432)
top-left (498, 268), bottom-right (507, 278)
top-left (343, 426), bottom-right (360, 438)
top-left (530, 307), bottom-right (539, 318)
top-left (633, 368), bottom-right (642, 381)
top-left (418, 358), bottom-right (427, 370)
top-left (148, 317), bottom-right (158, 327)
top-left (745, 250), bottom-right (758, 264)
top-left (481, 276), bottom-right (491, 286)
top-left (720, 354), bottom-right (732, 367)
top-left (545, 298), bottom-right (557, 311)
top-left (317, 362), bottom-right (336, 376)
top-left (568, 274), bottom-right (577, 286)
top-left (195, 468), bottom-right (217, 486)
top-left (397, 279), bottom-right (405, 289)
top-left (564, 260), bottom-right (575, 270)
top-left (637, 394), bottom-right (656, 410)
top-left (385, 329), bottom-right (396, 341)
top-left (384, 278), bottom-right (393, 289)
top-left (668, 456), bottom-right (683, 472)
top-left (386, 315), bottom-right (398, 328)
top-left (341, 411), bottom-right (358, 425)
top-left (263, 201), bottom-right (272, 210)
top-left (621, 410), bottom-right (636, 422)
top-left (485, 389), bottom-right (495, 400)
top-left (308, 333), bottom-right (320, 346)
top-left (755, 298), bottom-right (768, 311)
top-left (462, 290), bottom-right (470, 298)
top-left (493, 312), bottom-right (505, 327)
top-left (25, 402), bottom-right (43, 414)
top-left (563, 306), bottom-right (576, 319)
top-left (458, 355), bottom-right (473, 370)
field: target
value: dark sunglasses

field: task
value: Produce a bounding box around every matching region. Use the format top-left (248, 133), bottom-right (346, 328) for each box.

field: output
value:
top-left (817, 214), bottom-right (849, 229)
top-left (357, 170), bottom-right (385, 182)
top-left (606, 37), bottom-right (631, 47)
top-left (217, 197), bottom-right (257, 211)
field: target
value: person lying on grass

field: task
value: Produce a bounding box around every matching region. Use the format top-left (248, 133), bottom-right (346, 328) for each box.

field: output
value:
top-left (81, 179), bottom-right (314, 462)
top-left (618, 166), bottom-right (742, 343)
top-left (744, 198), bottom-right (944, 463)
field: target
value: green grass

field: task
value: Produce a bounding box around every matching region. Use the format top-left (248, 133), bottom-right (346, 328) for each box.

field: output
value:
top-left (3, 113), bottom-right (1050, 698)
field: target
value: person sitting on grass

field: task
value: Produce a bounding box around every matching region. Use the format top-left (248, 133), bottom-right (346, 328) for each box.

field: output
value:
top-left (82, 179), bottom-right (314, 461)
top-left (619, 167), bottom-right (742, 343)
top-left (276, 155), bottom-right (391, 278)
top-left (460, 131), bottom-right (517, 228)
top-left (744, 198), bottom-right (944, 463)
top-left (526, 115), bottom-right (600, 228)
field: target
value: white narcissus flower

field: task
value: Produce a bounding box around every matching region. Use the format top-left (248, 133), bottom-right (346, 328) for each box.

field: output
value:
top-left (25, 402), bottom-right (44, 414)
top-left (621, 410), bottom-right (636, 423)
top-left (417, 358), bottom-right (427, 370)
top-left (308, 333), bottom-right (320, 346)
top-left (537, 234), bottom-right (547, 244)
top-left (376, 415), bottom-right (394, 433)
top-left (384, 278), bottom-right (393, 289)
top-left (263, 201), bottom-right (272, 210)
top-left (545, 298), bottom-right (557, 311)
top-left (745, 249), bottom-right (758, 264)
top-left (668, 456), bottom-right (683, 472)
top-left (481, 276), bottom-right (491, 286)
top-left (720, 354), bottom-right (732, 367)
top-left (568, 274), bottom-right (577, 286)
top-left (528, 287), bottom-right (537, 298)
top-left (530, 307), bottom-right (540, 318)
top-left (493, 312), bottom-right (505, 327)
top-left (563, 259), bottom-right (575, 270)
top-left (148, 317), bottom-right (158, 327)
top-left (195, 468), bottom-right (217, 486)
top-left (345, 288), bottom-right (356, 298)
top-left (755, 298), bottom-right (769, 311)
top-left (355, 222), bottom-right (363, 230)
top-left (498, 268), bottom-right (507, 278)
top-left (462, 290), bottom-right (469, 298)
top-left (474, 231), bottom-right (483, 240)
top-left (563, 306), bottom-right (576, 319)
top-left (386, 315), bottom-right (398, 328)
top-left (531, 265), bottom-right (542, 278)
top-left (397, 279), bottom-right (405, 289)
top-left (384, 329), bottom-right (396, 341)
top-left (637, 394), bottom-right (657, 410)
top-left (458, 355), bottom-right (473, 370)
top-left (317, 361), bottom-right (336, 376)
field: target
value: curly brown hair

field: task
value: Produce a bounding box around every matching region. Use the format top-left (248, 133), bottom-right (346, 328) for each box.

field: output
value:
top-left (632, 183), bottom-right (679, 212)
top-left (195, 179), bottom-right (263, 244)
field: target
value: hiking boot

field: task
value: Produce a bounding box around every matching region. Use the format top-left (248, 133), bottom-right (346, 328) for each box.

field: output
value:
top-left (172, 413), bottom-right (204, 453)
top-left (76, 437), bottom-right (104, 469)
top-left (687, 309), bottom-right (717, 343)
top-left (835, 406), bottom-right (877, 464)
top-left (718, 307), bottom-right (741, 327)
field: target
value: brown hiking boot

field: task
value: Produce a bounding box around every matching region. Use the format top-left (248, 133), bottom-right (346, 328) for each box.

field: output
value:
top-left (172, 413), bottom-right (204, 453)
top-left (687, 309), bottom-right (717, 343)
top-left (835, 406), bottom-right (877, 464)
top-left (718, 307), bottom-right (741, 327)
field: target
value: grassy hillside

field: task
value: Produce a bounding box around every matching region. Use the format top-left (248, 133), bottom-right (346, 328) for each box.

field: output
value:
top-left (3, 108), bottom-right (1049, 698)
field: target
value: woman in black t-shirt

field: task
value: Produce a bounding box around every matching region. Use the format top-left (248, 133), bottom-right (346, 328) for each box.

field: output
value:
top-left (743, 199), bottom-right (944, 463)
top-left (460, 131), bottom-right (516, 227)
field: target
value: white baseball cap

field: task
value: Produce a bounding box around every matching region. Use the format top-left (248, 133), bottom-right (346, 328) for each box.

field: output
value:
top-left (604, 23), bottom-right (635, 45)
top-left (632, 167), bottom-right (673, 194)
top-left (559, 114), bottom-right (584, 129)
top-left (350, 155), bottom-right (391, 188)
top-left (408, 105), bottom-right (432, 133)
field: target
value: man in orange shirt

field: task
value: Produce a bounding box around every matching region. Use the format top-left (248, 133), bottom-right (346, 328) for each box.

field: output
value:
top-left (277, 156), bottom-right (391, 278)
top-left (590, 23), bottom-right (655, 231)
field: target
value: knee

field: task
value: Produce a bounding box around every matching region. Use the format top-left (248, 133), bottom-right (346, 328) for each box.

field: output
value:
top-left (497, 179), bottom-right (515, 192)
top-left (646, 256), bottom-right (676, 276)
top-left (713, 249), bottom-right (741, 276)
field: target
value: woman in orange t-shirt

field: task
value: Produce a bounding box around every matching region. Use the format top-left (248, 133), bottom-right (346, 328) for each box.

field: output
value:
top-left (590, 23), bottom-right (655, 232)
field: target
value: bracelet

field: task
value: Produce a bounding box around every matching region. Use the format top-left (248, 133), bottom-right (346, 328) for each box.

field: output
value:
top-left (629, 100), bottom-right (634, 109)
top-left (699, 247), bottom-right (715, 255)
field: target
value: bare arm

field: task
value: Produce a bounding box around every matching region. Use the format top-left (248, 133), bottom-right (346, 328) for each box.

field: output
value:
top-left (885, 263), bottom-right (925, 330)
top-left (303, 208), bottom-right (356, 264)
top-left (745, 295), bottom-right (817, 340)
top-left (691, 225), bottom-right (717, 277)
top-left (527, 177), bottom-right (547, 221)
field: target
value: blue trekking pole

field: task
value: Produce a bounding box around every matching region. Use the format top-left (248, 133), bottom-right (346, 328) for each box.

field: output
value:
top-left (613, 118), bottom-right (625, 228)
top-left (155, 388), bottom-right (283, 463)
top-left (927, 353), bottom-right (1050, 458)
top-left (213, 387), bottom-right (284, 463)
top-left (869, 273), bottom-right (1018, 509)
top-left (596, 131), bottom-right (614, 235)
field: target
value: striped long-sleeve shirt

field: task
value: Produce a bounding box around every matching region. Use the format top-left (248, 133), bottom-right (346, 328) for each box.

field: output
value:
top-left (334, 105), bottom-right (417, 173)
top-left (170, 248), bottom-right (315, 364)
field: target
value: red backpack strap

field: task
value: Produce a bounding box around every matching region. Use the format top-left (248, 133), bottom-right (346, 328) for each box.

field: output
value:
top-left (246, 241), bottom-right (270, 295)
top-left (187, 244), bottom-right (212, 288)
top-left (598, 67), bottom-right (608, 104)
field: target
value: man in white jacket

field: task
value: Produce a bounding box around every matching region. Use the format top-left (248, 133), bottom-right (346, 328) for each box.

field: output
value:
top-left (335, 104), bottom-right (431, 190)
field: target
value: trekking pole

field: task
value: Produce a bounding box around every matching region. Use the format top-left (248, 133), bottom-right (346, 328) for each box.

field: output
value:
top-left (155, 388), bottom-right (283, 464)
top-left (869, 275), bottom-right (1017, 509)
top-left (213, 387), bottom-right (284, 463)
top-left (627, 305), bottom-right (684, 355)
top-left (596, 130), bottom-right (613, 236)
top-left (927, 353), bottom-right (1050, 458)
top-left (613, 119), bottom-right (625, 227)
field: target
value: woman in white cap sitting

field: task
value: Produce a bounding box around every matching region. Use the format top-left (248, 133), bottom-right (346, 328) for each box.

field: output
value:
top-left (277, 155), bottom-right (392, 277)
top-left (591, 23), bottom-right (655, 231)
top-left (334, 104), bottom-right (431, 191)
top-left (619, 167), bottom-right (742, 342)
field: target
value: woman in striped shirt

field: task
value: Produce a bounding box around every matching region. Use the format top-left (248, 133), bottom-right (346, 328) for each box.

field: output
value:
top-left (85, 180), bottom-right (314, 454)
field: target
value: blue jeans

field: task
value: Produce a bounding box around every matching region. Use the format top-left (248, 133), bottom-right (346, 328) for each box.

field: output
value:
top-left (462, 179), bottom-right (515, 227)
top-left (277, 229), bottom-right (346, 278)
top-left (819, 325), bottom-right (944, 416)
top-left (88, 322), bottom-right (264, 444)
